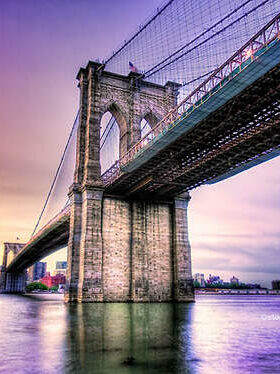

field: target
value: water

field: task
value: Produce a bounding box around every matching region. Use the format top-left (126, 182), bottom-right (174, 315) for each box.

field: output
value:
top-left (0, 295), bottom-right (280, 374)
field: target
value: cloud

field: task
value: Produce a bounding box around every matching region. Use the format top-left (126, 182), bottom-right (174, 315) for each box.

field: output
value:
top-left (190, 158), bottom-right (280, 288)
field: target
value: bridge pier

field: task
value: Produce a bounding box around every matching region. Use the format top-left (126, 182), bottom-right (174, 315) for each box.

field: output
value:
top-left (64, 184), bottom-right (83, 302)
top-left (0, 270), bottom-right (26, 293)
top-left (173, 193), bottom-right (194, 301)
top-left (4, 272), bottom-right (26, 293)
top-left (65, 61), bottom-right (194, 303)
top-left (0, 267), bottom-right (6, 293)
top-left (65, 191), bottom-right (194, 303)
top-left (77, 187), bottom-right (104, 302)
top-left (0, 242), bottom-right (26, 293)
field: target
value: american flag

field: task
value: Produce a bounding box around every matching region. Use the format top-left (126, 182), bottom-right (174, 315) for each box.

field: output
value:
top-left (129, 61), bottom-right (138, 73)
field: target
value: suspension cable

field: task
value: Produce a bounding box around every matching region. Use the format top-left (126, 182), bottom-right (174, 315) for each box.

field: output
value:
top-left (144, 0), bottom-right (271, 79)
top-left (105, 0), bottom-right (176, 64)
top-left (100, 118), bottom-right (117, 149)
top-left (100, 114), bottom-right (114, 141)
top-left (31, 110), bottom-right (80, 237)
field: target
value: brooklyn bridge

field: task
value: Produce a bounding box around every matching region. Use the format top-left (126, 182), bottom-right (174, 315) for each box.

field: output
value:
top-left (0, 0), bottom-right (279, 302)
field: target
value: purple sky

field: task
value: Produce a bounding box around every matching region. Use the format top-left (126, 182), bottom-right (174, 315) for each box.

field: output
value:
top-left (0, 0), bottom-right (279, 287)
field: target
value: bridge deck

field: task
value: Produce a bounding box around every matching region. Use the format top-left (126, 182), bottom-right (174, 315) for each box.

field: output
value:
top-left (103, 20), bottom-right (280, 199)
top-left (7, 206), bottom-right (70, 272)
top-left (124, 37), bottom-right (280, 172)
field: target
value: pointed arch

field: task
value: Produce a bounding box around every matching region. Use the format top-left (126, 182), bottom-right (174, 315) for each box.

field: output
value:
top-left (107, 102), bottom-right (127, 137)
top-left (100, 101), bottom-right (130, 160)
top-left (139, 110), bottom-right (161, 139)
top-left (142, 111), bottom-right (160, 129)
top-left (101, 101), bottom-right (128, 138)
top-left (7, 250), bottom-right (15, 267)
top-left (140, 118), bottom-right (152, 139)
top-left (100, 111), bottom-right (119, 174)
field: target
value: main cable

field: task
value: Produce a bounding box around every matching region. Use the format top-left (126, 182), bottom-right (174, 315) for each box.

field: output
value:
top-left (31, 110), bottom-right (80, 238)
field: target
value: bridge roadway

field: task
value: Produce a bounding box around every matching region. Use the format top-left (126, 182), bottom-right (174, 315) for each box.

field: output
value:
top-left (103, 16), bottom-right (280, 198)
top-left (7, 15), bottom-right (280, 273)
top-left (7, 206), bottom-right (70, 273)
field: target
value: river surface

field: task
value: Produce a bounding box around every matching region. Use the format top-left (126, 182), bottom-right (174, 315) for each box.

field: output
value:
top-left (0, 294), bottom-right (280, 373)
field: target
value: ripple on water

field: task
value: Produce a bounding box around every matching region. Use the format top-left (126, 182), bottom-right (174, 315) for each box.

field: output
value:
top-left (0, 294), bottom-right (280, 373)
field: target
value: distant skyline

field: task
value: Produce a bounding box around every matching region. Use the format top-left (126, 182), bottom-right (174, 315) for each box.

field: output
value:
top-left (0, 0), bottom-right (279, 287)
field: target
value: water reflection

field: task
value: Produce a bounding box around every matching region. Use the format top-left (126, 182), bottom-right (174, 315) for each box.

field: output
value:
top-left (66, 303), bottom-right (194, 374)
top-left (1, 295), bottom-right (280, 373)
top-left (0, 294), bottom-right (67, 374)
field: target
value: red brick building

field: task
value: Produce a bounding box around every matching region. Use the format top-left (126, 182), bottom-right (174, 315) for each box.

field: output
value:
top-left (40, 273), bottom-right (66, 288)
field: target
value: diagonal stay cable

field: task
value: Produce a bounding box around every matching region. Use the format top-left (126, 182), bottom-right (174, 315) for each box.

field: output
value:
top-left (31, 109), bottom-right (80, 238)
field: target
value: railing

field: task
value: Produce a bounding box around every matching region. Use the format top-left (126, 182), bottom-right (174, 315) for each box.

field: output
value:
top-left (102, 13), bottom-right (280, 186)
top-left (7, 205), bottom-right (71, 271)
top-left (101, 160), bottom-right (121, 184)
top-left (29, 205), bottom-right (70, 242)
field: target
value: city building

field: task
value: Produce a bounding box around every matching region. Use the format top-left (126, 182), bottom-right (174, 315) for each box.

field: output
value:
top-left (272, 280), bottom-right (280, 290)
top-left (194, 273), bottom-right (205, 287)
top-left (54, 261), bottom-right (67, 276)
top-left (230, 276), bottom-right (239, 285)
top-left (207, 274), bottom-right (223, 285)
top-left (40, 273), bottom-right (66, 288)
top-left (30, 262), bottom-right (47, 281)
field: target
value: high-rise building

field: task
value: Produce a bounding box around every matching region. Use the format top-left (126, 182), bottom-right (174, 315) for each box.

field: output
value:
top-left (29, 262), bottom-right (47, 281)
top-left (54, 261), bottom-right (67, 276)
top-left (194, 273), bottom-right (205, 287)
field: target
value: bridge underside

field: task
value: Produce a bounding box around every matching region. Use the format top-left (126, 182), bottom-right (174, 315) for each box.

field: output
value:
top-left (7, 209), bottom-right (70, 273)
top-left (105, 63), bottom-right (280, 199)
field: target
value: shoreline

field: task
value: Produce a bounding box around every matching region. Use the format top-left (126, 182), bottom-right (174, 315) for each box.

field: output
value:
top-left (196, 290), bottom-right (280, 295)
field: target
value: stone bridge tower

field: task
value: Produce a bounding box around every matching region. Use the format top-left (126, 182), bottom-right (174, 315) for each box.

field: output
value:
top-left (65, 61), bottom-right (194, 303)
top-left (0, 242), bottom-right (26, 292)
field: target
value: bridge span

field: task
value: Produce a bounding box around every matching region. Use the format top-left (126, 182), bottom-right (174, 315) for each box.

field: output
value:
top-left (7, 206), bottom-right (70, 273)
top-left (103, 15), bottom-right (280, 197)
top-left (1, 12), bottom-right (280, 302)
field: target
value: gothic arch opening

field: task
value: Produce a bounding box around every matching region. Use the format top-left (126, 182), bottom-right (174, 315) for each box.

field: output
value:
top-left (6, 250), bottom-right (15, 267)
top-left (100, 103), bottom-right (128, 174)
top-left (140, 118), bottom-right (152, 139)
top-left (100, 111), bottom-right (120, 174)
top-left (140, 112), bottom-right (159, 139)
top-left (144, 112), bottom-right (159, 128)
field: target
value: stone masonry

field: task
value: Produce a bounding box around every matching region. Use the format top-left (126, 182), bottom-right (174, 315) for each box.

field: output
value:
top-left (64, 61), bottom-right (194, 302)
top-left (0, 243), bottom-right (26, 293)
